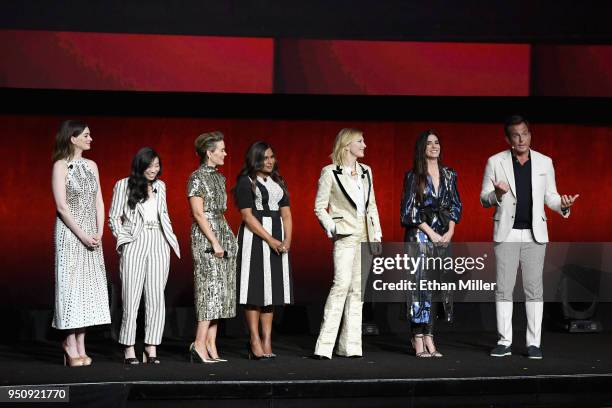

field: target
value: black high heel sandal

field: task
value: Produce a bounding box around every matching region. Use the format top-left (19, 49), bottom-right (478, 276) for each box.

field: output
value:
top-left (143, 349), bottom-right (161, 364)
top-left (124, 346), bottom-right (140, 365)
top-left (246, 342), bottom-right (264, 360)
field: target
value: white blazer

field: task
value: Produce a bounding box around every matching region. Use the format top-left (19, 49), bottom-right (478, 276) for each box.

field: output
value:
top-left (314, 163), bottom-right (382, 244)
top-left (480, 149), bottom-right (569, 243)
top-left (108, 178), bottom-right (180, 257)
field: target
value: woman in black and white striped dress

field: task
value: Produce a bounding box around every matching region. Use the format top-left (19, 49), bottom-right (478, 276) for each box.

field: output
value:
top-left (109, 147), bottom-right (180, 364)
top-left (233, 141), bottom-right (293, 359)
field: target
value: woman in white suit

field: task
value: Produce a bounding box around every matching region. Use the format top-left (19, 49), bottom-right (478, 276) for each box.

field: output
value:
top-left (109, 147), bottom-right (180, 364)
top-left (313, 128), bottom-right (382, 359)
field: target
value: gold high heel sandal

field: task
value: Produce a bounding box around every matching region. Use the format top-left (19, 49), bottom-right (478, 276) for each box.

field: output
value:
top-left (80, 355), bottom-right (92, 366)
top-left (62, 341), bottom-right (84, 367)
top-left (63, 352), bottom-right (84, 367)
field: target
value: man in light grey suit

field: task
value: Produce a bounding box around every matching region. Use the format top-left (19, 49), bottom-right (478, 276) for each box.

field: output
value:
top-left (480, 115), bottom-right (578, 359)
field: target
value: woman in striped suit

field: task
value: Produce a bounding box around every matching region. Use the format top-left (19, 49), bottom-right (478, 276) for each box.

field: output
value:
top-left (109, 147), bottom-right (180, 364)
top-left (233, 141), bottom-right (293, 359)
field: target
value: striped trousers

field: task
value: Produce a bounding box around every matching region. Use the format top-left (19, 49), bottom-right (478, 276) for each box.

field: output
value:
top-left (118, 224), bottom-right (170, 346)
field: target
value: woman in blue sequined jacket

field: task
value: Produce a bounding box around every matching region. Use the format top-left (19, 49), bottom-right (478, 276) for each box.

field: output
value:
top-left (400, 129), bottom-right (462, 358)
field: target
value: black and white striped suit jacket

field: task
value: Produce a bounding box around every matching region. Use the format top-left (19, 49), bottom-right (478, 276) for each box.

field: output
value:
top-left (108, 178), bottom-right (180, 257)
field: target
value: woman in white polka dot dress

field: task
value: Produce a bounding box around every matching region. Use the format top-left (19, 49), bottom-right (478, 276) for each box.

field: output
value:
top-left (51, 120), bottom-right (111, 367)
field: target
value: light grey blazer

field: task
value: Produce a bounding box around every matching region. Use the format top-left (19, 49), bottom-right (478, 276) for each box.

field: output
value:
top-left (108, 178), bottom-right (180, 257)
top-left (480, 149), bottom-right (569, 244)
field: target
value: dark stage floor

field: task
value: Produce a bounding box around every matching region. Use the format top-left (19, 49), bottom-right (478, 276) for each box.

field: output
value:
top-left (1, 331), bottom-right (612, 407)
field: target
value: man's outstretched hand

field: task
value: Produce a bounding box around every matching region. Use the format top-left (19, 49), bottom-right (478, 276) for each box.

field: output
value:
top-left (561, 194), bottom-right (579, 210)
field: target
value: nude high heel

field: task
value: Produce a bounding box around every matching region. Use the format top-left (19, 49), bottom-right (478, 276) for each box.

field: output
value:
top-left (424, 334), bottom-right (443, 358)
top-left (62, 341), bottom-right (84, 367)
top-left (411, 334), bottom-right (431, 358)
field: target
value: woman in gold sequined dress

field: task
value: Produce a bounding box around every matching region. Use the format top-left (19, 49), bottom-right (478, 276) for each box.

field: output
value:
top-left (187, 131), bottom-right (238, 363)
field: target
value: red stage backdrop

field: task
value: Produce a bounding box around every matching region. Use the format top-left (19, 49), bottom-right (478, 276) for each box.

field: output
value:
top-left (0, 30), bottom-right (274, 93)
top-left (2, 30), bottom-right (612, 96)
top-left (0, 115), bottom-right (608, 306)
top-left (532, 45), bottom-right (612, 97)
top-left (275, 40), bottom-right (531, 96)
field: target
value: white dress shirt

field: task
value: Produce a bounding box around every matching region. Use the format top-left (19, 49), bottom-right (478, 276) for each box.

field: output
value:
top-left (344, 165), bottom-right (366, 216)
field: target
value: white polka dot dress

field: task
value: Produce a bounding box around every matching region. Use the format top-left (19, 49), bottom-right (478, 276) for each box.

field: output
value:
top-left (52, 159), bottom-right (111, 330)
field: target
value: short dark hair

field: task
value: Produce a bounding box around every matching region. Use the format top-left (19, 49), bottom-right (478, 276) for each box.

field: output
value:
top-left (504, 115), bottom-right (529, 138)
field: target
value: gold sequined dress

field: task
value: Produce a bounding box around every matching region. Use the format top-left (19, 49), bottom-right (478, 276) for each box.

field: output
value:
top-left (187, 165), bottom-right (238, 321)
top-left (52, 158), bottom-right (111, 329)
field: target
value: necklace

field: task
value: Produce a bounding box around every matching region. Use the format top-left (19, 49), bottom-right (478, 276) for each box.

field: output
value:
top-left (345, 163), bottom-right (357, 176)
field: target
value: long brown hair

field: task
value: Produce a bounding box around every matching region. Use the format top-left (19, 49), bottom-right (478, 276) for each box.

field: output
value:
top-left (52, 120), bottom-right (88, 162)
top-left (412, 129), bottom-right (443, 204)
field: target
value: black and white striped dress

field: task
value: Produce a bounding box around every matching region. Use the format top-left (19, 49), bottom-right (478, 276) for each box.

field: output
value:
top-left (236, 175), bottom-right (293, 306)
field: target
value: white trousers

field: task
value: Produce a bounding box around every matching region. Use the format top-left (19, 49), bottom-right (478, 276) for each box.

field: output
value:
top-left (315, 221), bottom-right (367, 358)
top-left (119, 226), bottom-right (170, 346)
top-left (494, 228), bottom-right (546, 348)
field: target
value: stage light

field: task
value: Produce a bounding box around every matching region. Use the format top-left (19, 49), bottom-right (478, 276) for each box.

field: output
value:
top-left (362, 322), bottom-right (380, 336)
top-left (558, 264), bottom-right (602, 333)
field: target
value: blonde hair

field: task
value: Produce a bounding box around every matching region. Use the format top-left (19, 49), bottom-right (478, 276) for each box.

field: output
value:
top-left (195, 131), bottom-right (224, 164)
top-left (331, 128), bottom-right (363, 166)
